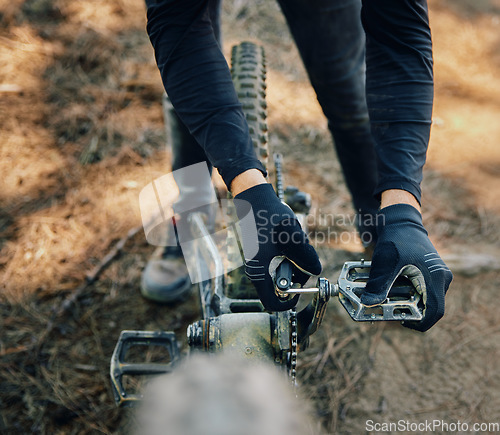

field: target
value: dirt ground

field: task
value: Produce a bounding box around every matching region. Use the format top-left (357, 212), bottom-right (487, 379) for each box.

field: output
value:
top-left (1, 0), bottom-right (500, 433)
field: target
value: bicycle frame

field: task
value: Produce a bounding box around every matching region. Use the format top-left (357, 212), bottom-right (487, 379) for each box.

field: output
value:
top-left (188, 211), bottom-right (265, 318)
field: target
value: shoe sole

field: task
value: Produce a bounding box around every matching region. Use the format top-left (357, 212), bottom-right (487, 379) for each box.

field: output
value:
top-left (140, 276), bottom-right (192, 304)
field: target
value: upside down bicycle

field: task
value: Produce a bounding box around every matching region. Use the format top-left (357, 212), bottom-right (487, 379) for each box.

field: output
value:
top-left (110, 42), bottom-right (424, 406)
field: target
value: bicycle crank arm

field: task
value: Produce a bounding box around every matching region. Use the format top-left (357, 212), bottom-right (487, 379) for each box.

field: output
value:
top-left (274, 258), bottom-right (322, 298)
top-left (336, 261), bottom-right (423, 322)
top-left (296, 277), bottom-right (332, 348)
top-left (110, 330), bottom-right (180, 407)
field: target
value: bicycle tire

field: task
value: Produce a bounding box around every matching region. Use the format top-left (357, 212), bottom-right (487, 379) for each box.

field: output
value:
top-left (231, 41), bottom-right (269, 170)
top-left (226, 41), bottom-right (269, 300)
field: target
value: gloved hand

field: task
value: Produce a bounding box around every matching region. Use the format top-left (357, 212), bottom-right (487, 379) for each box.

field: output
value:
top-left (234, 183), bottom-right (322, 311)
top-left (360, 204), bottom-right (453, 332)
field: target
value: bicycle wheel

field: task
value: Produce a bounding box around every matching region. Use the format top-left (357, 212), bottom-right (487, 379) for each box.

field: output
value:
top-left (226, 41), bottom-right (269, 300)
top-left (231, 41), bottom-right (269, 171)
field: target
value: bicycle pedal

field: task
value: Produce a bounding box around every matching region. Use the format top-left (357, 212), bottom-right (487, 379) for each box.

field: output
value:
top-left (110, 330), bottom-right (180, 407)
top-left (336, 261), bottom-right (423, 322)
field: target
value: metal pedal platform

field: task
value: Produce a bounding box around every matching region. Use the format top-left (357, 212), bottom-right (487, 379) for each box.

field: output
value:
top-left (110, 330), bottom-right (180, 407)
top-left (336, 261), bottom-right (423, 322)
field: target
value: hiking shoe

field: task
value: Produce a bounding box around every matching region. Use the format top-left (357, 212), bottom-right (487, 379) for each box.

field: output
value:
top-left (141, 245), bottom-right (192, 303)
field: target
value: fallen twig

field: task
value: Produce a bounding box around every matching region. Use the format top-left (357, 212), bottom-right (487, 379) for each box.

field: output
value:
top-left (35, 223), bottom-right (144, 352)
top-left (0, 345), bottom-right (30, 357)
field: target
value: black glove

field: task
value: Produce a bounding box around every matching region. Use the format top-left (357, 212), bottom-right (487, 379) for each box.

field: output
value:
top-left (360, 204), bottom-right (453, 332)
top-left (234, 184), bottom-right (322, 311)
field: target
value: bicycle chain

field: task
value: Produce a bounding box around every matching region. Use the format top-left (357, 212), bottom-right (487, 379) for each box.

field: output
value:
top-left (290, 308), bottom-right (298, 387)
top-left (274, 147), bottom-right (298, 387)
